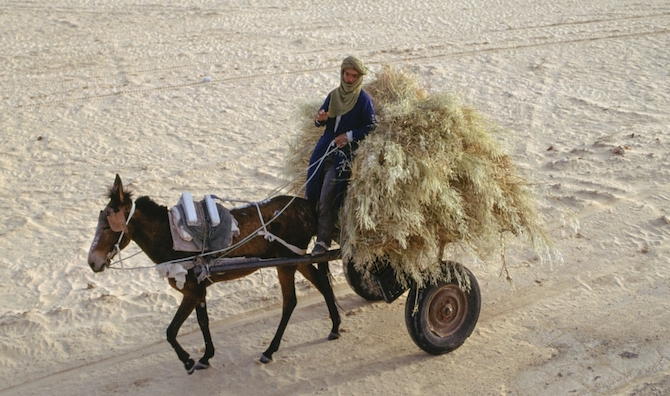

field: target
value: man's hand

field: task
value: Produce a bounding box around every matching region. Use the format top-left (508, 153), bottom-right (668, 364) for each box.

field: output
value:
top-left (334, 134), bottom-right (349, 148)
top-left (315, 109), bottom-right (328, 122)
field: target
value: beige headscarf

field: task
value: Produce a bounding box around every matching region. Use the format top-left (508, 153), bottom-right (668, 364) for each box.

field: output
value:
top-left (327, 56), bottom-right (368, 118)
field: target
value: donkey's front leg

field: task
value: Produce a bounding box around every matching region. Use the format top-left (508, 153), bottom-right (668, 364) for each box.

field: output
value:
top-left (166, 289), bottom-right (202, 374)
top-left (194, 298), bottom-right (215, 370)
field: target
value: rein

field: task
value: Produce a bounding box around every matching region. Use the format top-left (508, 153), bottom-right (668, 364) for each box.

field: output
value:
top-left (106, 142), bottom-right (341, 272)
top-left (206, 142), bottom-right (339, 259)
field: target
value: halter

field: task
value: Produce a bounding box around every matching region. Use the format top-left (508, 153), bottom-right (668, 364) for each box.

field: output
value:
top-left (107, 200), bottom-right (136, 268)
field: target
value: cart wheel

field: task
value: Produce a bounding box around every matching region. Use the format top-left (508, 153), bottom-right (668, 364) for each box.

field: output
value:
top-left (405, 263), bottom-right (480, 355)
top-left (343, 259), bottom-right (384, 301)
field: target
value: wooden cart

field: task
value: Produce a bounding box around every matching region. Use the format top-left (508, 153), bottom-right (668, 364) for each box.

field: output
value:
top-left (198, 249), bottom-right (481, 355)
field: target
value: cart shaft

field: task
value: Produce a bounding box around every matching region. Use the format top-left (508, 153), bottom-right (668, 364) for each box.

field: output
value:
top-left (198, 249), bottom-right (342, 275)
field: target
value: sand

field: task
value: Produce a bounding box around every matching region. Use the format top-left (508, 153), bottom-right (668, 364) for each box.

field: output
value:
top-left (1, 0), bottom-right (669, 395)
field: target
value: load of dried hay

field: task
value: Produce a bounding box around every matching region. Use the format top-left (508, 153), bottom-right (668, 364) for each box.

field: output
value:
top-left (284, 66), bottom-right (552, 288)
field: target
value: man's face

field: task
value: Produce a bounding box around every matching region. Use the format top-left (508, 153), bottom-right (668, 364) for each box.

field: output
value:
top-left (343, 68), bottom-right (361, 84)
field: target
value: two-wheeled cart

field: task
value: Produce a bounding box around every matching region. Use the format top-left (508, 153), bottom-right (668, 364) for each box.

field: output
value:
top-left (199, 248), bottom-right (481, 355)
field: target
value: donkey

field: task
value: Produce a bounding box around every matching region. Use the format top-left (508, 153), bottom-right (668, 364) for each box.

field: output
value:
top-left (88, 174), bottom-right (340, 373)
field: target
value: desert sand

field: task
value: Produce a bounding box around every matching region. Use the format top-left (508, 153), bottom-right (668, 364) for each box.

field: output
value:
top-left (1, 0), bottom-right (669, 395)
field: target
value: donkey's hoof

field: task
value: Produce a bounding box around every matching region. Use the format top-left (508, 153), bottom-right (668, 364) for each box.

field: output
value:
top-left (260, 353), bottom-right (273, 364)
top-left (185, 358), bottom-right (196, 375)
top-left (195, 361), bottom-right (210, 371)
top-left (328, 331), bottom-right (341, 340)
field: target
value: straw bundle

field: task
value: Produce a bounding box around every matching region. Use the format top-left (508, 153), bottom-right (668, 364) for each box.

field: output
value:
top-left (285, 66), bottom-right (550, 288)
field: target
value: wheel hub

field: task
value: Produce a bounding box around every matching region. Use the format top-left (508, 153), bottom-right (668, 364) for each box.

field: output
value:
top-left (427, 284), bottom-right (468, 338)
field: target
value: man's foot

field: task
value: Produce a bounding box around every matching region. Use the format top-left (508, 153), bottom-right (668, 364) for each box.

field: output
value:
top-left (311, 241), bottom-right (329, 256)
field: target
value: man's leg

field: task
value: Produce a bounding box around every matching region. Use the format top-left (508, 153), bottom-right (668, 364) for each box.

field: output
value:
top-left (313, 156), bottom-right (337, 255)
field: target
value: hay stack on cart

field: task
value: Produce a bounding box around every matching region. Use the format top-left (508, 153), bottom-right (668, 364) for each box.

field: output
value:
top-left (285, 66), bottom-right (552, 289)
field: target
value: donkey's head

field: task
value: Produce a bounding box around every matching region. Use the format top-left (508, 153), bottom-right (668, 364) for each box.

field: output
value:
top-left (88, 174), bottom-right (134, 272)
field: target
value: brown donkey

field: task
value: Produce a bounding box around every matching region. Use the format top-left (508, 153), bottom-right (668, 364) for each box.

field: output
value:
top-left (88, 175), bottom-right (340, 373)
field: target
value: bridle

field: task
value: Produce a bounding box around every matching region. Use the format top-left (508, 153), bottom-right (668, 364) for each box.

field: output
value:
top-left (105, 200), bottom-right (136, 268)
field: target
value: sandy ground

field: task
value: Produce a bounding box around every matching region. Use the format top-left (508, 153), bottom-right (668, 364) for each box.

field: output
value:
top-left (1, 0), bottom-right (670, 395)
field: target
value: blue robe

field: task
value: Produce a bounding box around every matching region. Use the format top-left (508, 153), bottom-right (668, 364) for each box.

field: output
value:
top-left (305, 90), bottom-right (376, 208)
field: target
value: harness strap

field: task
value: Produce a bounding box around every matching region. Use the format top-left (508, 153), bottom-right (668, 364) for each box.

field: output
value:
top-left (253, 202), bottom-right (307, 256)
top-left (110, 200), bottom-right (136, 269)
top-left (258, 231), bottom-right (307, 255)
top-left (254, 202), bottom-right (269, 236)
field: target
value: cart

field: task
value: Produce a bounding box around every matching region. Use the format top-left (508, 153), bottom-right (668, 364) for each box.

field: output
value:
top-left (198, 248), bottom-right (481, 355)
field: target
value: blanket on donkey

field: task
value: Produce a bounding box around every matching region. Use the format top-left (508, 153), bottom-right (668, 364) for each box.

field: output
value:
top-left (168, 195), bottom-right (238, 253)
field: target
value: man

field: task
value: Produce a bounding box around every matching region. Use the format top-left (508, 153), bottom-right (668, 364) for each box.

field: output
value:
top-left (306, 56), bottom-right (376, 256)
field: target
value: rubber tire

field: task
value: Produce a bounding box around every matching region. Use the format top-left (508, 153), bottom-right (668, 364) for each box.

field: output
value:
top-left (343, 259), bottom-right (384, 301)
top-left (405, 263), bottom-right (481, 355)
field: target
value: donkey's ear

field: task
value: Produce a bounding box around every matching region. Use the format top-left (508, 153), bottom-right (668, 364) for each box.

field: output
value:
top-left (113, 174), bottom-right (126, 203)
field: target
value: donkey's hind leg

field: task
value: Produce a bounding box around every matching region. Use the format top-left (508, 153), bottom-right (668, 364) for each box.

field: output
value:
top-left (297, 262), bottom-right (341, 340)
top-left (260, 265), bottom-right (299, 363)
